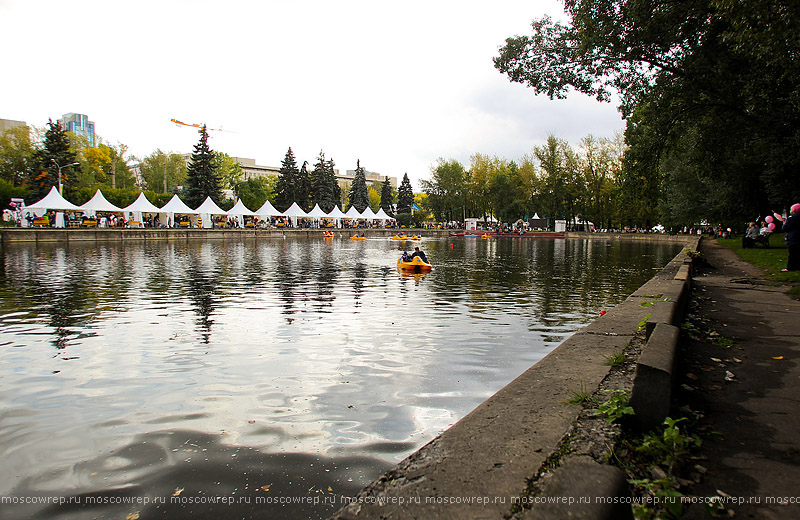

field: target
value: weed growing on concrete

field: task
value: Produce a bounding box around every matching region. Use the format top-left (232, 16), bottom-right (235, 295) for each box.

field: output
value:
top-left (567, 381), bottom-right (597, 407)
top-left (715, 335), bottom-right (734, 348)
top-left (595, 390), bottom-right (635, 423)
top-left (604, 350), bottom-right (626, 367)
top-left (637, 313), bottom-right (651, 332)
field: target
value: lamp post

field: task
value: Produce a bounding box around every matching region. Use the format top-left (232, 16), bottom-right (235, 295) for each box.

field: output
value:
top-left (52, 159), bottom-right (79, 195)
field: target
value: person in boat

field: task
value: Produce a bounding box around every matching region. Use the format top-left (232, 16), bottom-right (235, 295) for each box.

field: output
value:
top-left (401, 250), bottom-right (411, 262)
top-left (410, 246), bottom-right (428, 263)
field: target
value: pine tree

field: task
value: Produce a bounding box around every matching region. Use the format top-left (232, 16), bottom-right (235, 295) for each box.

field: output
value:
top-left (275, 147), bottom-right (299, 211)
top-left (397, 172), bottom-right (414, 214)
top-left (29, 119), bottom-right (81, 199)
top-left (184, 125), bottom-right (221, 208)
top-left (325, 157), bottom-right (341, 213)
top-left (380, 177), bottom-right (394, 216)
top-left (297, 160), bottom-right (311, 211)
top-left (347, 159), bottom-right (370, 212)
top-left (311, 150), bottom-right (340, 212)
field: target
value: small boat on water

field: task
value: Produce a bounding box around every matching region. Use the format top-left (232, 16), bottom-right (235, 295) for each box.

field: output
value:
top-left (350, 235), bottom-right (366, 240)
top-left (397, 256), bottom-right (432, 272)
top-left (323, 232), bottom-right (334, 238)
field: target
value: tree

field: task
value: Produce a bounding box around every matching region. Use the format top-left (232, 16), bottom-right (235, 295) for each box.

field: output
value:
top-left (183, 125), bottom-right (221, 207)
top-left (275, 147), bottom-right (299, 211)
top-left (380, 178), bottom-right (394, 216)
top-left (297, 160), bottom-right (312, 211)
top-left (214, 152), bottom-right (245, 191)
top-left (237, 175), bottom-right (278, 212)
top-left (397, 173), bottom-right (414, 215)
top-left (310, 151), bottom-right (340, 212)
top-left (139, 150), bottom-right (187, 193)
top-left (422, 159), bottom-right (468, 222)
top-left (347, 159), bottom-right (370, 211)
top-left (29, 119), bottom-right (81, 199)
top-left (0, 124), bottom-right (33, 186)
top-left (495, 0), bottom-right (800, 225)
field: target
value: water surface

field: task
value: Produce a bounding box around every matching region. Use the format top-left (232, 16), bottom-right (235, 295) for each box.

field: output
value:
top-left (0, 236), bottom-right (681, 518)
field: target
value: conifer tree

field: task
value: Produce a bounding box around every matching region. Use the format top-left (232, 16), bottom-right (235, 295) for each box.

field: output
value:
top-left (297, 160), bottom-right (311, 211)
top-left (30, 119), bottom-right (81, 199)
top-left (184, 125), bottom-right (221, 208)
top-left (326, 157), bottom-right (341, 213)
top-left (380, 177), bottom-right (394, 216)
top-left (310, 150), bottom-right (340, 212)
top-left (275, 147), bottom-right (299, 211)
top-left (397, 172), bottom-right (414, 214)
top-left (347, 159), bottom-right (370, 212)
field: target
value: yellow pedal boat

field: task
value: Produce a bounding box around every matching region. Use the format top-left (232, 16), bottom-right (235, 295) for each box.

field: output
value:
top-left (397, 257), bottom-right (432, 272)
top-left (350, 235), bottom-right (366, 240)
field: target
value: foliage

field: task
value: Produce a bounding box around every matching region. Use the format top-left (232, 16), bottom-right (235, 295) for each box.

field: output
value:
top-left (28, 120), bottom-right (81, 200)
top-left (595, 389), bottom-right (635, 423)
top-left (214, 152), bottom-right (245, 190)
top-left (310, 151), bottom-right (340, 213)
top-left (494, 0), bottom-right (800, 227)
top-left (347, 159), bottom-right (370, 212)
top-left (396, 212), bottom-right (413, 227)
top-left (139, 150), bottom-right (187, 193)
top-left (183, 126), bottom-right (221, 208)
top-left (236, 175), bottom-right (277, 212)
top-left (0, 125), bottom-right (34, 186)
top-left (275, 147), bottom-right (300, 212)
top-left (422, 159), bottom-right (468, 222)
top-left (397, 173), bottom-right (414, 215)
top-left (0, 178), bottom-right (31, 208)
top-left (380, 177), bottom-right (394, 216)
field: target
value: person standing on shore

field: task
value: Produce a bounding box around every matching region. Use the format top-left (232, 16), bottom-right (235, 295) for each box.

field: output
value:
top-left (782, 203), bottom-right (800, 271)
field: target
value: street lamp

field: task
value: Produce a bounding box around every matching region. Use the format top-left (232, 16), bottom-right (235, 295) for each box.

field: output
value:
top-left (52, 159), bottom-right (79, 195)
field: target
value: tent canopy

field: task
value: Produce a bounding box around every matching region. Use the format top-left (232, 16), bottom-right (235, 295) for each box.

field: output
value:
top-left (374, 208), bottom-right (393, 220)
top-left (361, 206), bottom-right (377, 219)
top-left (344, 205), bottom-right (363, 219)
top-left (327, 205), bottom-right (346, 219)
top-left (122, 192), bottom-right (162, 213)
top-left (255, 200), bottom-right (281, 217)
top-left (160, 194), bottom-right (198, 214)
top-left (195, 196), bottom-right (227, 215)
top-left (227, 199), bottom-right (256, 216)
top-left (306, 204), bottom-right (329, 218)
top-left (26, 186), bottom-right (82, 211)
top-left (282, 202), bottom-right (308, 218)
top-left (80, 189), bottom-right (122, 212)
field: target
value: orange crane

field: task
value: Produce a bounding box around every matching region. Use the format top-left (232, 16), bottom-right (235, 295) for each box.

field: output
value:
top-left (170, 119), bottom-right (231, 132)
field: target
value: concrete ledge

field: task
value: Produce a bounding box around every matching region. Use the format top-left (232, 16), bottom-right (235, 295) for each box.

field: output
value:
top-left (630, 323), bottom-right (681, 431)
top-left (524, 456), bottom-right (633, 520)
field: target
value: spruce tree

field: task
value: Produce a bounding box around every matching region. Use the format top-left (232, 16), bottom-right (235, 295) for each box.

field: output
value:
top-left (380, 177), bottom-right (394, 216)
top-left (297, 160), bottom-right (312, 211)
top-left (184, 125), bottom-right (221, 208)
top-left (311, 150), bottom-right (340, 212)
top-left (347, 159), bottom-right (370, 212)
top-left (325, 157), bottom-right (341, 213)
top-left (30, 119), bottom-right (81, 199)
top-left (397, 172), bottom-right (414, 214)
top-left (275, 147), bottom-right (299, 211)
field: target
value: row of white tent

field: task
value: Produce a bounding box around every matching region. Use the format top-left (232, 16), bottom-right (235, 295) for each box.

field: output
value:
top-left (23, 186), bottom-right (395, 228)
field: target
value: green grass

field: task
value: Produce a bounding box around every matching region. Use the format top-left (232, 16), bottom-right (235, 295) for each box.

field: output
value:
top-left (716, 234), bottom-right (800, 299)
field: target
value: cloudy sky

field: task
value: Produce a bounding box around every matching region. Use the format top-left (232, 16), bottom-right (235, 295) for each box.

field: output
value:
top-left (1, 0), bottom-right (624, 185)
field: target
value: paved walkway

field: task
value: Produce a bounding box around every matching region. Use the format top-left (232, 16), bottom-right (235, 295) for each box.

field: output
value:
top-left (679, 239), bottom-right (800, 519)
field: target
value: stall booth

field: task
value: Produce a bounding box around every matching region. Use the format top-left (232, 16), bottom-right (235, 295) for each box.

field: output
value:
top-left (161, 194), bottom-right (199, 228)
top-left (281, 202), bottom-right (308, 228)
top-left (23, 186), bottom-right (82, 227)
top-left (344, 205), bottom-right (365, 228)
top-left (227, 199), bottom-right (257, 228)
top-left (326, 205), bottom-right (346, 228)
top-left (306, 204), bottom-right (329, 228)
top-left (195, 196), bottom-right (228, 228)
top-left (374, 207), bottom-right (394, 228)
top-left (79, 189), bottom-right (124, 227)
top-left (121, 192), bottom-right (168, 227)
top-left (255, 200), bottom-right (282, 228)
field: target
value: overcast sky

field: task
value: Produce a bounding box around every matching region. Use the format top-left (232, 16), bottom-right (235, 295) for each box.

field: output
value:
top-left (1, 0), bottom-right (625, 186)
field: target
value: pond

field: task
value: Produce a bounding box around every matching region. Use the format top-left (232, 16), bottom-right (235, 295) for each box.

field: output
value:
top-left (0, 235), bottom-right (682, 519)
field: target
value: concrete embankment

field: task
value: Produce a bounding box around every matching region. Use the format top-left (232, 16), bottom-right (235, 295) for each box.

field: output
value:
top-left (330, 235), bottom-right (700, 520)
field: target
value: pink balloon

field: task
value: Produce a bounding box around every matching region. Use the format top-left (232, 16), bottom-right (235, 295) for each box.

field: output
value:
top-left (766, 215), bottom-right (773, 223)
top-left (774, 212), bottom-right (785, 222)
top-left (768, 222), bottom-right (776, 231)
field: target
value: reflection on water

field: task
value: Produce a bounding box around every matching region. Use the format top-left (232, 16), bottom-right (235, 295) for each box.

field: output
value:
top-left (0, 236), bottom-right (681, 518)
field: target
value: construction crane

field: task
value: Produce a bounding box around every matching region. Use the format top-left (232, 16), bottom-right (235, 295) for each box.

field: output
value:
top-left (170, 118), bottom-right (230, 132)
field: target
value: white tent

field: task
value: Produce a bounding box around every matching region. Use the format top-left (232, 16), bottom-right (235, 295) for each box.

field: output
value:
top-left (79, 189), bottom-right (123, 227)
top-left (122, 192), bottom-right (167, 228)
top-left (281, 202), bottom-right (308, 227)
top-left (161, 194), bottom-right (199, 227)
top-left (255, 199), bottom-right (281, 217)
top-left (24, 186), bottom-right (82, 227)
top-left (80, 189), bottom-right (122, 213)
top-left (326, 205), bottom-right (346, 228)
top-left (344, 205), bottom-right (363, 219)
top-left (374, 208), bottom-right (393, 227)
top-left (195, 196), bottom-right (227, 228)
top-left (227, 199), bottom-right (257, 228)
top-left (361, 206), bottom-right (377, 219)
top-left (306, 204), bottom-right (328, 218)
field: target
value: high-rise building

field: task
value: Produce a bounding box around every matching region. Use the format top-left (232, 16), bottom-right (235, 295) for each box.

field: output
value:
top-left (0, 118), bottom-right (27, 133)
top-left (58, 113), bottom-right (95, 147)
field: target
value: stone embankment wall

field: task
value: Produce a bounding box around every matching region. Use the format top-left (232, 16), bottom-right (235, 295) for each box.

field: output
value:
top-left (330, 235), bottom-right (700, 520)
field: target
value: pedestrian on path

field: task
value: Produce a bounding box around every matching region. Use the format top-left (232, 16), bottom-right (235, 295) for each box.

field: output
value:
top-left (781, 203), bottom-right (800, 271)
